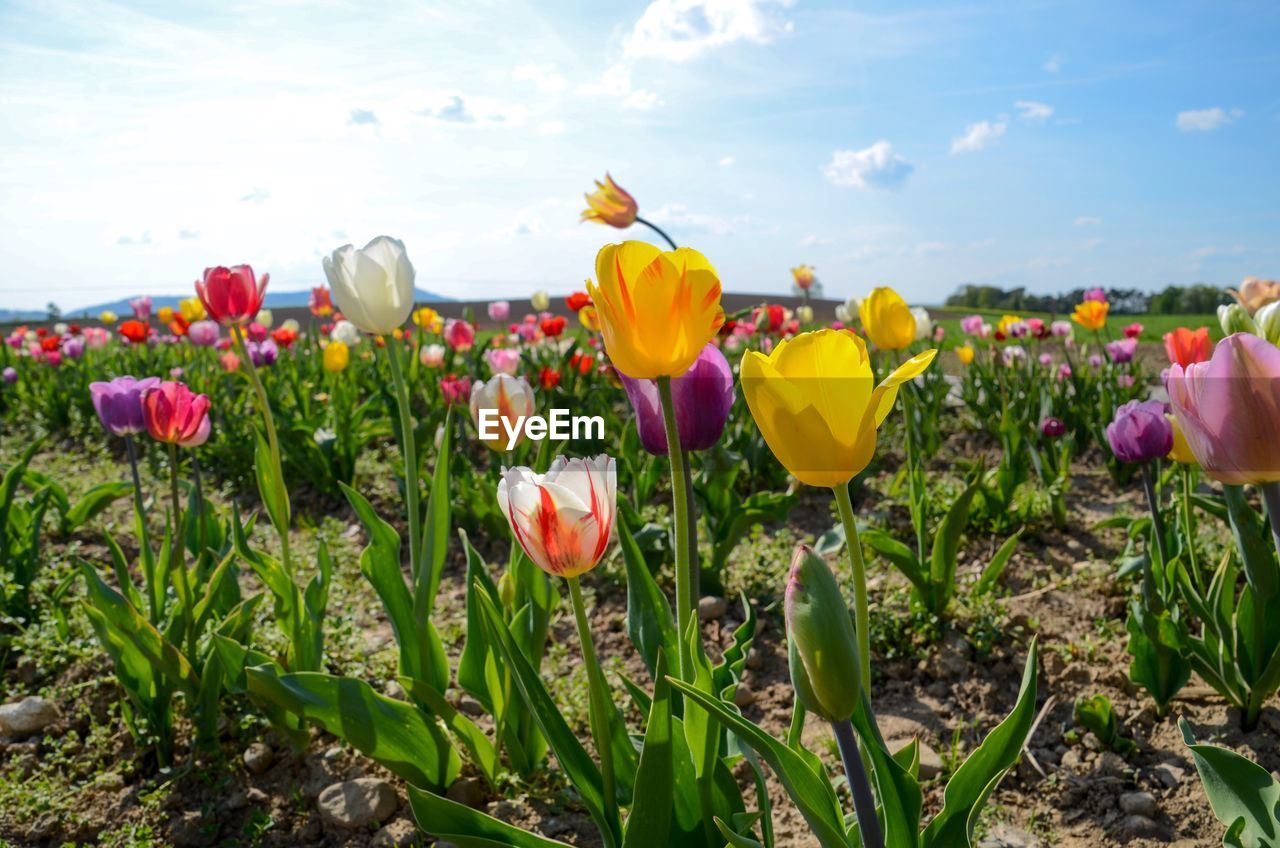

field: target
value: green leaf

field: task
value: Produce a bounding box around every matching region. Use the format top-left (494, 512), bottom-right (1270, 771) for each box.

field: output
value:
top-left (850, 697), bottom-right (922, 848)
top-left (668, 677), bottom-right (848, 848)
top-left (623, 651), bottom-right (674, 848)
top-left (65, 481), bottom-right (133, 531)
top-left (408, 787), bottom-right (574, 848)
top-left (418, 406), bottom-right (452, 614)
top-left (399, 676), bottom-right (498, 786)
top-left (253, 428), bottom-right (290, 535)
top-left (928, 479), bottom-right (980, 611)
top-left (457, 530), bottom-right (502, 710)
top-left (620, 517), bottom-right (679, 680)
top-left (245, 668), bottom-right (460, 792)
top-left (921, 639), bottom-right (1040, 847)
top-left (862, 528), bottom-right (927, 594)
top-left (1181, 717), bottom-right (1280, 848)
top-left (974, 529), bottom-right (1021, 596)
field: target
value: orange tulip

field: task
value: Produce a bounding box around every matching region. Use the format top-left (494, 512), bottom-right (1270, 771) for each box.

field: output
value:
top-left (1071, 300), bottom-right (1109, 331)
top-left (1162, 326), bottom-right (1211, 368)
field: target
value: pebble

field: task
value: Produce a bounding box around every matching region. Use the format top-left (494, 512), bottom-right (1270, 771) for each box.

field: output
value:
top-left (445, 776), bottom-right (486, 809)
top-left (978, 823), bottom-right (1045, 848)
top-left (732, 684), bottom-right (756, 708)
top-left (1152, 763), bottom-right (1186, 789)
top-left (698, 596), bottom-right (728, 621)
top-left (0, 696), bottom-right (60, 738)
top-left (317, 778), bottom-right (399, 828)
top-left (458, 697), bottom-right (486, 717)
top-left (1098, 751), bottom-right (1128, 777)
top-left (1117, 814), bottom-right (1166, 840)
top-left (242, 742), bottom-right (273, 774)
top-left (745, 648), bottom-right (765, 670)
top-left (1120, 791), bottom-right (1157, 818)
top-left (370, 817), bottom-right (417, 848)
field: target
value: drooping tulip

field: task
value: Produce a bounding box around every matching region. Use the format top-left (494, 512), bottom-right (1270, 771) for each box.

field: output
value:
top-left (581, 173), bottom-right (638, 229)
top-left (470, 374), bottom-right (537, 451)
top-left (791, 265), bottom-right (816, 291)
top-left (197, 265), bottom-right (268, 327)
top-left (497, 455), bottom-right (617, 577)
top-left (858, 287), bottom-right (916, 351)
top-left (785, 545), bottom-right (861, 722)
top-left (1072, 300), bottom-right (1109, 331)
top-left (187, 320), bottom-right (220, 347)
top-left (322, 236), bottom-right (416, 336)
top-left (89, 376), bottom-right (161, 436)
top-left (1166, 333), bottom-right (1280, 484)
top-left (323, 341), bottom-right (350, 373)
top-left (142, 381), bottom-right (211, 446)
top-left (619, 343), bottom-right (734, 455)
top-left (1163, 326), bottom-right (1211, 368)
top-left (1106, 400), bottom-right (1173, 464)
top-left (741, 329), bottom-right (936, 488)
top-left (588, 241), bottom-right (725, 379)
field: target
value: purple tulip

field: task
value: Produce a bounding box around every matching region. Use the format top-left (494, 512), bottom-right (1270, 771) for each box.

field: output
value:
top-left (1106, 399), bottom-right (1172, 464)
top-left (1040, 417), bottom-right (1066, 438)
top-left (620, 343), bottom-right (734, 455)
top-left (1106, 337), bottom-right (1138, 364)
top-left (1083, 287), bottom-right (1108, 303)
top-left (89, 375), bottom-right (161, 436)
top-left (2, 366), bottom-right (16, 384)
top-left (1088, 354), bottom-right (1103, 368)
top-left (247, 339), bottom-right (278, 367)
top-left (63, 336), bottom-right (85, 359)
top-left (187, 320), bottom-right (220, 347)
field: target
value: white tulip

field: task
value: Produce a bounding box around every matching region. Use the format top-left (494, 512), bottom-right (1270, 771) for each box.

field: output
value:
top-left (796, 305), bottom-right (814, 324)
top-left (255, 308), bottom-right (274, 328)
top-left (834, 304), bottom-right (852, 323)
top-left (497, 455), bottom-right (617, 578)
top-left (281, 318), bottom-right (300, 334)
top-left (469, 374), bottom-right (537, 451)
top-left (323, 236), bottom-right (416, 335)
top-left (910, 306), bottom-right (933, 341)
top-left (531, 290), bottom-right (551, 311)
top-left (844, 295), bottom-right (860, 320)
top-left (331, 319), bottom-right (362, 347)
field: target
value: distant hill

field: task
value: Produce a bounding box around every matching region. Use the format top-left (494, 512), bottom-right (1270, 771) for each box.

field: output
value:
top-left (40, 288), bottom-right (452, 320)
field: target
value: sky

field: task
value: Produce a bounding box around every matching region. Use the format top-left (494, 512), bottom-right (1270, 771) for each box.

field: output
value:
top-left (1, 0), bottom-right (1277, 312)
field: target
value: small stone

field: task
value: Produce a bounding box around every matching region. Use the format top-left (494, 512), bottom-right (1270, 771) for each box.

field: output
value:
top-left (1059, 747), bottom-right (1085, 772)
top-left (732, 684), bottom-right (756, 708)
top-left (1120, 791), bottom-right (1157, 818)
top-left (169, 811), bottom-right (216, 847)
top-left (370, 817), bottom-right (417, 848)
top-left (317, 778), bottom-right (399, 828)
top-left (384, 680), bottom-right (406, 700)
top-left (1098, 751), bottom-right (1128, 777)
top-left (745, 648), bottom-right (765, 670)
top-left (978, 823), bottom-right (1045, 848)
top-left (446, 777), bottom-right (486, 809)
top-left (1152, 763), bottom-right (1185, 789)
top-left (698, 596), bottom-right (728, 621)
top-left (0, 696), bottom-right (60, 738)
top-left (458, 697), bottom-right (485, 717)
top-left (1117, 814), bottom-right (1165, 840)
top-left (322, 745), bottom-right (344, 761)
top-left (242, 742), bottom-right (273, 774)
top-left (246, 787), bottom-right (269, 805)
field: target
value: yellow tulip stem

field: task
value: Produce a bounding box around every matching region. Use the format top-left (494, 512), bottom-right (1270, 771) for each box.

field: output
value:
top-left (658, 376), bottom-right (695, 680)
top-left (567, 576), bottom-right (618, 829)
top-left (833, 483), bottom-right (872, 699)
top-left (381, 337), bottom-right (422, 583)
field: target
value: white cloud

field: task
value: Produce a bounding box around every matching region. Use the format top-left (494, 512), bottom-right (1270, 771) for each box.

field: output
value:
top-left (800, 234), bottom-right (830, 247)
top-left (821, 141), bottom-right (914, 190)
top-left (513, 63), bottom-right (567, 93)
top-left (536, 120), bottom-right (567, 136)
top-left (578, 63), bottom-right (662, 111)
top-left (1080, 238), bottom-right (1104, 251)
top-left (1074, 216), bottom-right (1103, 227)
top-left (647, 202), bottom-right (733, 235)
top-left (719, 155), bottom-right (735, 167)
top-left (950, 120), bottom-right (1006, 154)
top-left (624, 0), bottom-right (794, 62)
top-left (1191, 244), bottom-right (1246, 259)
top-left (1015, 100), bottom-right (1053, 122)
top-left (1043, 53), bottom-right (1064, 73)
top-left (240, 187), bottom-right (270, 204)
top-left (623, 89), bottom-right (662, 110)
top-left (1177, 107), bottom-right (1243, 132)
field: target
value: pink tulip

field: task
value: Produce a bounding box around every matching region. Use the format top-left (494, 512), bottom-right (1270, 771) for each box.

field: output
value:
top-left (486, 347), bottom-right (521, 376)
top-left (444, 319), bottom-right (475, 352)
top-left (497, 455), bottom-right (617, 578)
top-left (1166, 333), bottom-right (1280, 484)
top-left (488, 300), bottom-right (511, 322)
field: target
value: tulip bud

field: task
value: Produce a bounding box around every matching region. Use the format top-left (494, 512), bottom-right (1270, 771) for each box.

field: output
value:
top-left (1254, 301), bottom-right (1280, 345)
top-left (785, 545), bottom-right (861, 722)
top-left (498, 571), bottom-right (516, 609)
top-left (1219, 303), bottom-right (1257, 336)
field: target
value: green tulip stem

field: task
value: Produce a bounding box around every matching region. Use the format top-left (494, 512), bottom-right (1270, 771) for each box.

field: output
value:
top-left (1140, 464), bottom-right (1170, 609)
top-left (567, 576), bottom-right (618, 829)
top-left (231, 324), bottom-right (293, 579)
top-left (680, 449), bottom-right (700, 599)
top-left (833, 483), bottom-right (872, 699)
top-left (832, 719), bottom-right (884, 848)
top-left (1180, 465), bottom-right (1201, 590)
top-left (1263, 482), bottom-right (1280, 566)
top-left (658, 376), bottom-right (694, 680)
top-left (381, 337), bottom-right (422, 581)
top-left (635, 215), bottom-right (678, 251)
top-left (123, 433), bottom-right (157, 619)
top-left (167, 442), bottom-right (195, 660)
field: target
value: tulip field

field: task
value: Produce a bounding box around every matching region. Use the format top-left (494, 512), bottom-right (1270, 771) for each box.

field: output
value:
top-left (4, 192), bottom-right (1280, 848)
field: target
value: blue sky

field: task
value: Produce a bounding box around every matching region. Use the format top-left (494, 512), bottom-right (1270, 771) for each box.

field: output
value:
top-left (1, 0), bottom-right (1276, 311)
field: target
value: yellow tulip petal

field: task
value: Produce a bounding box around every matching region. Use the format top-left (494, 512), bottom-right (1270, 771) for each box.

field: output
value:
top-left (873, 348), bottom-right (938, 424)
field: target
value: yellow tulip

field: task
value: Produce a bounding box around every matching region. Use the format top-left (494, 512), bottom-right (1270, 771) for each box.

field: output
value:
top-left (1072, 300), bottom-right (1109, 331)
top-left (741, 329), bottom-right (937, 488)
top-left (414, 306), bottom-right (443, 333)
top-left (157, 306), bottom-right (175, 324)
top-left (578, 304), bottom-right (600, 332)
top-left (1166, 413), bottom-right (1197, 466)
top-left (588, 241), bottom-right (724, 379)
top-left (581, 173), bottom-right (638, 229)
top-left (178, 297), bottom-right (206, 323)
top-left (858, 287), bottom-right (916, 350)
top-left (99, 310), bottom-right (118, 325)
top-left (996, 314), bottom-right (1023, 336)
top-left (956, 344), bottom-right (975, 365)
top-left (323, 340), bottom-right (349, 373)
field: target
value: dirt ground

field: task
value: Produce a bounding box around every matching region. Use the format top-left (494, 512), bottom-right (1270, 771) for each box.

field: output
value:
top-left (0, 435), bottom-right (1268, 848)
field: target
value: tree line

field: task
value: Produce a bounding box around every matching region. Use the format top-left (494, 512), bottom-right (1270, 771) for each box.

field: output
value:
top-left (943, 284), bottom-right (1231, 315)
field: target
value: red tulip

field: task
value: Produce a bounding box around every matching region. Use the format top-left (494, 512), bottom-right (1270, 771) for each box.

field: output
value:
top-left (540, 316), bottom-right (567, 338)
top-left (197, 265), bottom-right (268, 327)
top-left (271, 327), bottom-right (298, 348)
top-left (40, 336), bottom-right (60, 352)
top-left (538, 366), bottom-right (561, 389)
top-left (119, 320), bottom-right (149, 344)
top-left (142, 381), bottom-right (211, 445)
top-left (309, 286), bottom-right (333, 317)
top-left (566, 291), bottom-right (592, 312)
top-left (1163, 326), bottom-right (1211, 368)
